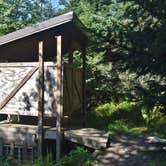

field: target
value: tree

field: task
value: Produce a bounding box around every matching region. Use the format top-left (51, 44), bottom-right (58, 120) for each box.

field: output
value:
top-left (59, 0), bottom-right (166, 112)
top-left (0, 0), bottom-right (56, 35)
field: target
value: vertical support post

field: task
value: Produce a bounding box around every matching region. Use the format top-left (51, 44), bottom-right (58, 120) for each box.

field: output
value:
top-left (23, 141), bottom-right (28, 161)
top-left (82, 43), bottom-right (86, 126)
top-left (0, 138), bottom-right (3, 156)
top-left (38, 41), bottom-right (44, 159)
top-left (10, 142), bottom-right (14, 155)
top-left (55, 35), bottom-right (62, 161)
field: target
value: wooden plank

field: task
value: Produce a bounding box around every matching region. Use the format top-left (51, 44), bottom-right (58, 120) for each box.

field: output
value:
top-left (82, 45), bottom-right (86, 125)
top-left (63, 65), bottom-right (83, 115)
top-left (64, 63), bottom-right (82, 72)
top-left (64, 128), bottom-right (109, 150)
top-left (63, 67), bottom-right (73, 114)
top-left (55, 35), bottom-right (62, 161)
top-left (0, 110), bottom-right (56, 117)
top-left (147, 136), bottom-right (166, 144)
top-left (0, 62), bottom-right (57, 67)
top-left (0, 138), bottom-right (3, 156)
top-left (73, 71), bottom-right (82, 104)
top-left (0, 66), bottom-right (38, 110)
top-left (38, 41), bottom-right (44, 159)
top-left (0, 123), bottom-right (57, 145)
top-left (44, 129), bottom-right (57, 140)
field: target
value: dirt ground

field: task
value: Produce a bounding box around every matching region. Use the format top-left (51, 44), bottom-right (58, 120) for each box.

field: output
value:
top-left (93, 134), bottom-right (160, 166)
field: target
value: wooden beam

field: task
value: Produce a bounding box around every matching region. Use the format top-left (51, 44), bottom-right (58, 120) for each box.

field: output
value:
top-left (38, 41), bottom-right (44, 159)
top-left (82, 44), bottom-right (86, 126)
top-left (55, 35), bottom-right (62, 161)
top-left (0, 123), bottom-right (58, 145)
top-left (0, 138), bottom-right (3, 156)
top-left (0, 62), bottom-right (57, 67)
top-left (0, 109), bottom-right (57, 117)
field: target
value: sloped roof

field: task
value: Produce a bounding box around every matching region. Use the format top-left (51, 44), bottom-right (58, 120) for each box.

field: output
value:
top-left (0, 11), bottom-right (86, 46)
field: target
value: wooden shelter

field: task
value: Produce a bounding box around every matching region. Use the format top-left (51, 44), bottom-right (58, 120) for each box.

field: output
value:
top-left (0, 12), bottom-right (87, 161)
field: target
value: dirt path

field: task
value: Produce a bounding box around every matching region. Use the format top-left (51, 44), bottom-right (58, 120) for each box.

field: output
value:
top-left (94, 134), bottom-right (158, 166)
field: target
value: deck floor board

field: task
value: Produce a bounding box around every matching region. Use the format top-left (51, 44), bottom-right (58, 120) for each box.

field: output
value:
top-left (64, 128), bottom-right (109, 150)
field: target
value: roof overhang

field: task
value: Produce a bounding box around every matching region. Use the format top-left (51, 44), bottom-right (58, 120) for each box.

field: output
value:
top-left (0, 11), bottom-right (87, 46)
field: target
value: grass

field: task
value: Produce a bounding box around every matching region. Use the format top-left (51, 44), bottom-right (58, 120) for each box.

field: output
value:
top-left (106, 120), bottom-right (166, 138)
top-left (86, 101), bottom-right (166, 166)
top-left (87, 101), bottom-right (166, 138)
top-left (107, 120), bottom-right (146, 136)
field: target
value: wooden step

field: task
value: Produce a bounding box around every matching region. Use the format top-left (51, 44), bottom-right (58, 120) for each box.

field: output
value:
top-left (64, 128), bottom-right (110, 150)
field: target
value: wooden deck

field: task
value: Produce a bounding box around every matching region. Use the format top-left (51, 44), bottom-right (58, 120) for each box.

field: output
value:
top-left (0, 122), bottom-right (57, 145)
top-left (64, 128), bottom-right (110, 150)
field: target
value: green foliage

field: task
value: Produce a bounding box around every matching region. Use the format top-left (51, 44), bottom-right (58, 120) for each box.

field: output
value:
top-left (0, 148), bottom-right (94, 166)
top-left (107, 120), bottom-right (131, 135)
top-left (95, 101), bottom-right (144, 125)
top-left (0, 154), bottom-right (17, 166)
top-left (107, 120), bottom-right (148, 136)
top-left (0, 0), bottom-right (166, 139)
top-left (148, 108), bottom-right (166, 136)
top-left (55, 147), bottom-right (95, 166)
top-left (33, 153), bottom-right (55, 166)
top-left (1, 0), bottom-right (165, 117)
top-left (59, 0), bottom-right (166, 112)
top-left (0, 0), bottom-right (56, 35)
top-left (86, 100), bottom-right (166, 137)
top-left (0, 153), bottom-right (55, 166)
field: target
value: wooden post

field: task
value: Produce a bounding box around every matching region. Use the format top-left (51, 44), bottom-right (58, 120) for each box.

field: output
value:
top-left (38, 41), bottom-right (44, 159)
top-left (10, 142), bottom-right (14, 155)
top-left (23, 141), bottom-right (28, 161)
top-left (0, 138), bottom-right (3, 156)
top-left (82, 43), bottom-right (86, 126)
top-left (55, 36), bottom-right (63, 161)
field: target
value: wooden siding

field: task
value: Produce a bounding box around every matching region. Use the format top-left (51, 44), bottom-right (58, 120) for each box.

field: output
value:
top-left (0, 63), bottom-right (57, 117)
top-left (63, 64), bottom-right (82, 115)
top-left (0, 123), bottom-right (57, 145)
top-left (0, 67), bottom-right (31, 104)
top-left (0, 62), bottom-right (83, 117)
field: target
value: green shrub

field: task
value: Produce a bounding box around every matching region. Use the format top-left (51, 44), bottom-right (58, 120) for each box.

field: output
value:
top-left (148, 108), bottom-right (166, 136)
top-left (95, 101), bottom-right (144, 125)
top-left (55, 147), bottom-right (95, 166)
top-left (107, 120), bottom-right (130, 135)
top-left (0, 153), bottom-right (55, 166)
top-left (33, 153), bottom-right (55, 166)
top-left (107, 120), bottom-right (147, 136)
top-left (0, 154), bottom-right (18, 166)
